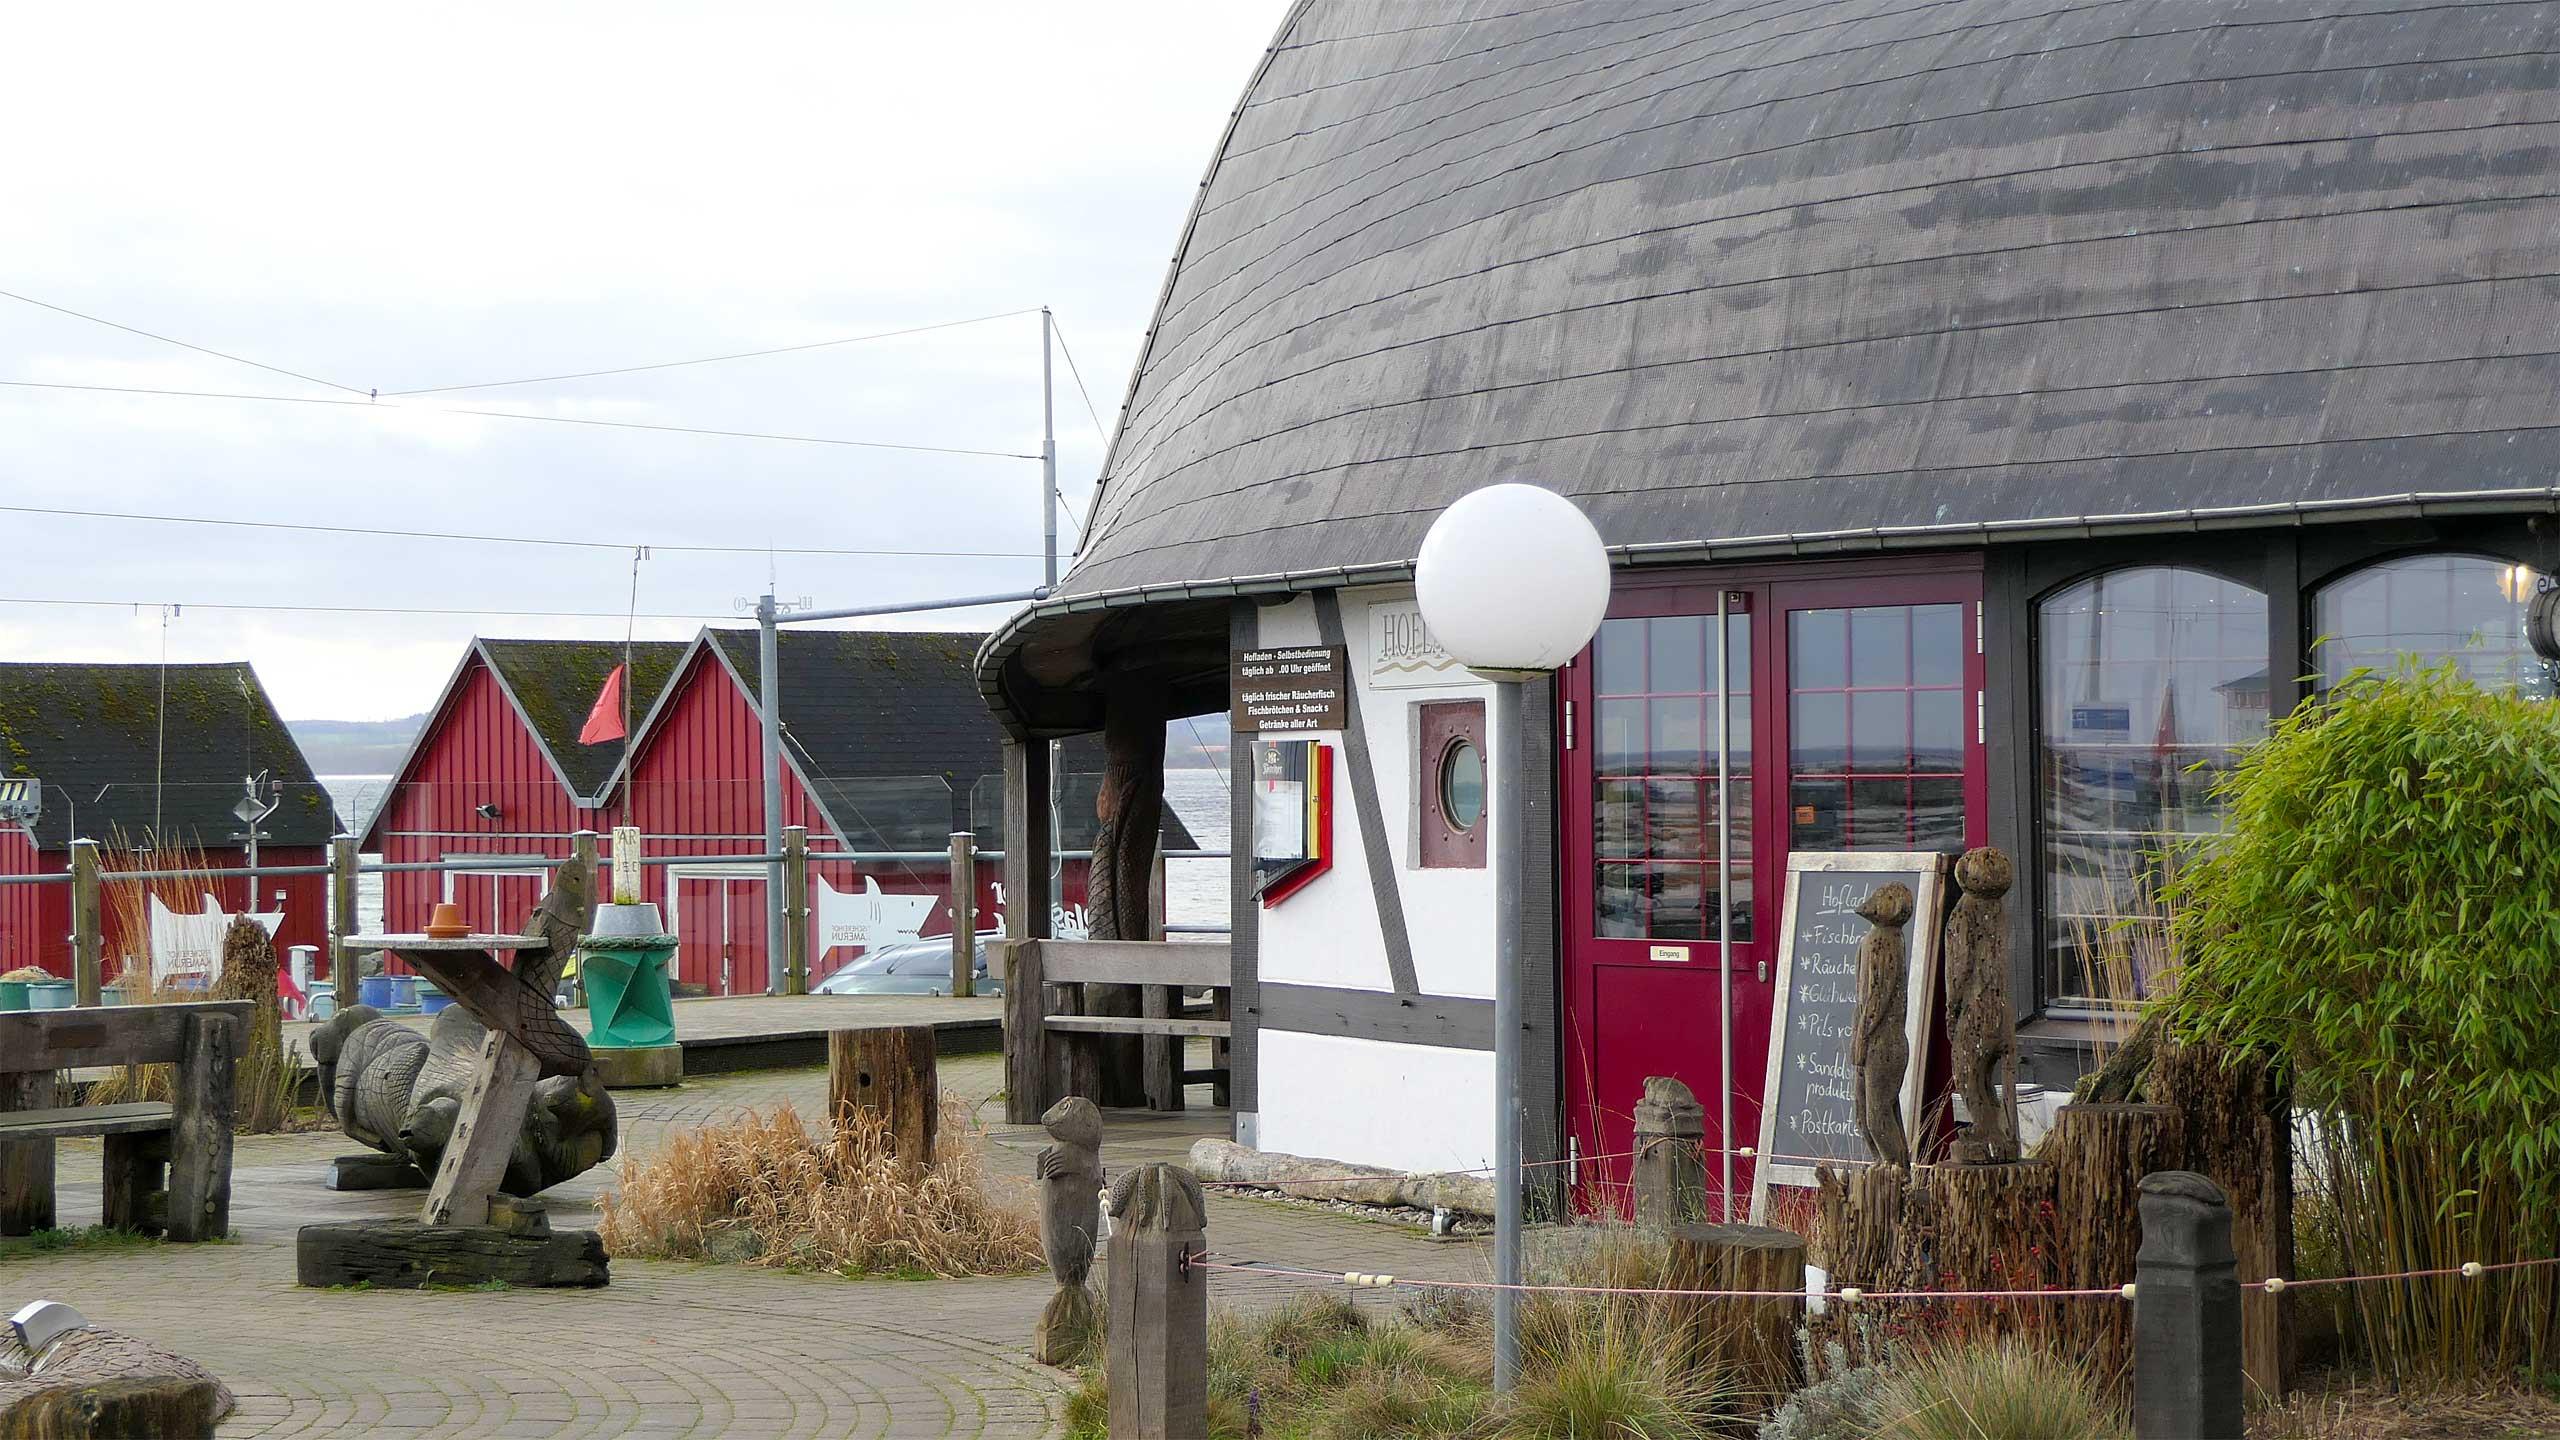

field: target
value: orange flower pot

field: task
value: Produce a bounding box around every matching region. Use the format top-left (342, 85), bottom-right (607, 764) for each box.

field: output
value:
top-left (424, 902), bottom-right (469, 940)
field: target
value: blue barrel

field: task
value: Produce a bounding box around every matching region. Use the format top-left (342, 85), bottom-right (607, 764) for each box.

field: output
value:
top-left (358, 975), bottom-right (398, 1009)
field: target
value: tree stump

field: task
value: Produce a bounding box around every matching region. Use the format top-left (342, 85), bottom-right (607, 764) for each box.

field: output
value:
top-left (0, 1377), bottom-right (226, 1440)
top-left (1663, 1223), bottom-right (1807, 1405)
top-left (2043, 1103), bottom-right (2178, 1373)
top-left (2153, 1043), bottom-right (2293, 1401)
top-left (828, 1025), bottom-right (938, 1166)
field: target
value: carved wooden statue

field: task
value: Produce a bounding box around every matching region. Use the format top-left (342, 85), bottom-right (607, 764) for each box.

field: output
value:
top-left (1944, 846), bottom-right (2020, 1164)
top-left (1032, 1096), bottom-right (1105, 1366)
top-left (1850, 882), bottom-right (1916, 1170)
top-left (312, 1003), bottom-right (618, 1194)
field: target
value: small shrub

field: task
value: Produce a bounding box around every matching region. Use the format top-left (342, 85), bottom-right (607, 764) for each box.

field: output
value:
top-left (1759, 1331), bottom-right (1888, 1440)
top-left (597, 1102), bottom-right (1041, 1278)
top-left (1867, 1337), bottom-right (2127, 1440)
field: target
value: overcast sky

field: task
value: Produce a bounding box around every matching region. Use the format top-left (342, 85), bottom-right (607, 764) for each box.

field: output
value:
top-left (0, 3), bottom-right (1285, 724)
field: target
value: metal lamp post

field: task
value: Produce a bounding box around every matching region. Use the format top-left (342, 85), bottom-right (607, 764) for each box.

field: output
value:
top-left (1415, 483), bottom-right (1612, 1391)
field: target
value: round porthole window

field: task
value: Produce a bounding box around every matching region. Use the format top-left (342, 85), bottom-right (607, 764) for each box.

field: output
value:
top-left (1440, 738), bottom-right (1486, 831)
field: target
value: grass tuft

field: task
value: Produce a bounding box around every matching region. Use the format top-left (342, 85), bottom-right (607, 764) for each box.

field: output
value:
top-left (597, 1101), bottom-right (1042, 1278)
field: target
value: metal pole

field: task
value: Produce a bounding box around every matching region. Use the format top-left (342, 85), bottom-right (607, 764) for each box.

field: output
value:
top-left (1493, 675), bottom-right (1525, 1391)
top-left (1041, 306), bottom-right (1058, 589)
top-left (758, 592), bottom-right (786, 997)
top-left (1716, 591), bottom-right (1735, 1220)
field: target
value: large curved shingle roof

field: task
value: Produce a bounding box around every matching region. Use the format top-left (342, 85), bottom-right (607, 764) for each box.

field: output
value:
top-left (987, 0), bottom-right (2560, 729)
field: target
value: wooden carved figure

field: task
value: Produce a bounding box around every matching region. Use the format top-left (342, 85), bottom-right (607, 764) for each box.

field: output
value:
top-left (1032, 1096), bottom-right (1105, 1365)
top-left (1944, 846), bottom-right (2020, 1164)
top-left (1850, 882), bottom-right (1916, 1170)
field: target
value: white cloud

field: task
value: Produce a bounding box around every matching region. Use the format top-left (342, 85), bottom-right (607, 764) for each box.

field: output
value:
top-left (0, 1), bottom-right (1285, 720)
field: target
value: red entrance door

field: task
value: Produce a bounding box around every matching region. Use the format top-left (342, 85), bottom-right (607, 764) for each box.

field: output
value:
top-left (674, 874), bottom-right (768, 996)
top-left (1561, 569), bottom-right (1985, 1218)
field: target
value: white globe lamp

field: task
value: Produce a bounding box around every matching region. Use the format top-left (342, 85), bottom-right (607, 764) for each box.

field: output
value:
top-left (1415, 483), bottom-right (1613, 677)
top-left (1412, 482), bottom-right (1611, 1394)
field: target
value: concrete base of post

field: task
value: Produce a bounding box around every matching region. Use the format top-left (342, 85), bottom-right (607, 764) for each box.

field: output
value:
top-left (591, 1044), bottom-right (683, 1090)
top-left (2134, 1169), bottom-right (2243, 1440)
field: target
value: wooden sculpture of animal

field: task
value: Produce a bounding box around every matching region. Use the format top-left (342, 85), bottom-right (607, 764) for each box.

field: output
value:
top-left (1943, 846), bottom-right (2020, 1164)
top-left (1031, 1096), bottom-right (1105, 1365)
top-left (1850, 882), bottom-right (1916, 1170)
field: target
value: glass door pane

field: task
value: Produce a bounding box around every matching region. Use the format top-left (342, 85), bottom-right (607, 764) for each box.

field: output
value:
top-left (1590, 612), bottom-right (1753, 940)
top-left (1787, 603), bottom-right (1968, 852)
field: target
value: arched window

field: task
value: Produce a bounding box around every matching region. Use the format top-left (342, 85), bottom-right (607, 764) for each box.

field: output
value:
top-left (2039, 567), bottom-right (2269, 1005)
top-left (2312, 553), bottom-right (2556, 698)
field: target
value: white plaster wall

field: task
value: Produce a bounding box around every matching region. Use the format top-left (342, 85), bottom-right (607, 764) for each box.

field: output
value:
top-left (1256, 1030), bottom-right (1495, 1177)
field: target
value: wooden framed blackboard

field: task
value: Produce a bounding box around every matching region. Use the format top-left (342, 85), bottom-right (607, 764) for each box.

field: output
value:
top-left (1749, 850), bottom-right (1949, 1222)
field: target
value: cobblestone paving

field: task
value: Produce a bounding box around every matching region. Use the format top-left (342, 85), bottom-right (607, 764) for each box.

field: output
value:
top-left (2, 1055), bottom-right (1486, 1437)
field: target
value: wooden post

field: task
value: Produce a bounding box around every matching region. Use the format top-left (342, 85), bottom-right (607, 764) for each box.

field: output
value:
top-left (421, 1031), bottom-right (539, 1228)
top-left (102, 1131), bottom-right (171, 1234)
top-left (1664, 1223), bottom-right (1807, 1401)
top-left (782, 825), bottom-right (810, 996)
top-left (329, 832), bottom-right (359, 986)
top-left (949, 831), bottom-right (976, 1000)
top-left (164, 1009), bottom-right (238, 1241)
top-left (568, 830), bottom-right (600, 1006)
top-left (2134, 1170), bottom-right (2244, 1440)
top-left (1141, 845), bottom-right (1180, 1110)
top-left (0, 1070), bottom-right (60, 1236)
top-left (1107, 1163), bottom-right (1208, 1440)
top-left (1633, 1076), bottom-right (1708, 1230)
top-left (1002, 939), bottom-right (1050, 1125)
top-left (829, 1025), bottom-right (937, 1166)
top-left (69, 838), bottom-right (101, 1007)
top-left (1001, 737), bottom-right (1054, 1125)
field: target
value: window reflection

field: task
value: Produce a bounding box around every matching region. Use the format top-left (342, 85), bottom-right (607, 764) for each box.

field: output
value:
top-left (1592, 614), bottom-right (1753, 941)
top-left (1787, 604), bottom-right (1968, 852)
top-left (2314, 553), bottom-right (2557, 699)
top-left (2038, 567), bottom-right (2268, 1005)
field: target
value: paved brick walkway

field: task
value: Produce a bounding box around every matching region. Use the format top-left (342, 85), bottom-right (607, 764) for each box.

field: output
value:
top-left (3, 1055), bottom-right (1485, 1436)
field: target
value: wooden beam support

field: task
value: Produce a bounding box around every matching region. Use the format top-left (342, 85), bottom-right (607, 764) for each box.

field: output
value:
top-left (421, 1030), bottom-right (539, 1229)
top-left (0, 1070), bottom-right (60, 1237)
top-left (164, 1009), bottom-right (238, 1242)
top-left (1001, 737), bottom-right (1055, 1125)
top-left (69, 839), bottom-right (101, 1006)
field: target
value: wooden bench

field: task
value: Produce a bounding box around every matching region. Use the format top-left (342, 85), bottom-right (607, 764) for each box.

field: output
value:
top-left (1002, 939), bottom-right (1232, 1117)
top-left (0, 1000), bottom-right (251, 1242)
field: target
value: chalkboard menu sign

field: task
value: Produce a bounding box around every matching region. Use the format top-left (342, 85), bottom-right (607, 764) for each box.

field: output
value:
top-left (1749, 851), bottom-right (1949, 1221)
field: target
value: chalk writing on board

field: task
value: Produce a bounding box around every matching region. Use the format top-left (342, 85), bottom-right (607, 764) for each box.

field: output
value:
top-left (1758, 856), bottom-right (1943, 1181)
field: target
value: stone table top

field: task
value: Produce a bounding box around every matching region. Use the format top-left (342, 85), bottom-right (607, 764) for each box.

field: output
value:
top-left (347, 934), bottom-right (543, 950)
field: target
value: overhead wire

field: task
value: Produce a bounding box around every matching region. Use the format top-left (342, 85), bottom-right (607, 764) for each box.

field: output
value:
top-left (0, 378), bottom-right (1040, 459)
top-left (0, 286), bottom-right (369, 395)
top-left (0, 502), bottom-right (1046, 560)
top-left (1043, 313), bottom-right (1114, 547)
top-left (382, 307), bottom-right (1041, 396)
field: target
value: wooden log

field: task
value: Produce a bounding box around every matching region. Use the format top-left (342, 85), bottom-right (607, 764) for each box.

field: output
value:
top-left (1105, 1164), bottom-right (1208, 1439)
top-left (1811, 1163), bottom-right (1915, 1290)
top-left (100, 1131), bottom-right (169, 1234)
top-left (1663, 1222), bottom-right (1808, 1405)
top-left (0, 1070), bottom-right (60, 1237)
top-left (0, 1377), bottom-right (226, 1440)
top-left (294, 1219), bottom-right (608, 1289)
top-left (326, 1153), bottom-right (428, 1192)
top-left (0, 1002), bottom-right (252, 1074)
top-left (163, 1010), bottom-right (237, 1243)
top-left (421, 1031), bottom-right (539, 1228)
top-left (2153, 1043), bottom-right (2294, 1402)
top-left (828, 1026), bottom-right (937, 1167)
top-left (1928, 1159), bottom-right (2057, 1298)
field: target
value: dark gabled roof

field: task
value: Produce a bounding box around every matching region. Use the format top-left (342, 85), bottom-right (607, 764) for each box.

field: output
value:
top-left (686, 628), bottom-right (1195, 851)
top-left (982, 0), bottom-right (2560, 731)
top-left (0, 661), bottom-right (329, 852)
top-left (479, 639), bottom-right (688, 800)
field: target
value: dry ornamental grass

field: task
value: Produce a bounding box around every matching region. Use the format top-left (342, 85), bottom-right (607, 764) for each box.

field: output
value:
top-left (597, 1102), bottom-right (1043, 1279)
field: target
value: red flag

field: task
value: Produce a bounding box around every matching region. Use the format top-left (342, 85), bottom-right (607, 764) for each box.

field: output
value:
top-left (579, 664), bottom-right (628, 744)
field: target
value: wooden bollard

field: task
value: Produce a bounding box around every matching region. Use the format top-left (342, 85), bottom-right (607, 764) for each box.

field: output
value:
top-left (2134, 1170), bottom-right (2243, 1440)
top-left (1664, 1222), bottom-right (1806, 1402)
top-left (1106, 1162), bottom-right (1208, 1439)
top-left (1632, 1076), bottom-right (1707, 1229)
top-left (828, 1024), bottom-right (938, 1166)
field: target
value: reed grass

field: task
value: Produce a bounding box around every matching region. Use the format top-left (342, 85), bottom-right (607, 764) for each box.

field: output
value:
top-left (596, 1102), bottom-right (1043, 1279)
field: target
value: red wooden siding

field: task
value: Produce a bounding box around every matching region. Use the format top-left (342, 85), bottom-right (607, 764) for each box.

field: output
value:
top-left (0, 832), bottom-right (326, 980)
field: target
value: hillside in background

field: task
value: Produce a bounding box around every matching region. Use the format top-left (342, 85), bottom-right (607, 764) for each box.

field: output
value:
top-left (288, 714), bottom-right (424, 775)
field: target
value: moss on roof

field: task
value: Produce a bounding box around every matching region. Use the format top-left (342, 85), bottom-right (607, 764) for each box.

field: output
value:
top-left (479, 639), bottom-right (687, 799)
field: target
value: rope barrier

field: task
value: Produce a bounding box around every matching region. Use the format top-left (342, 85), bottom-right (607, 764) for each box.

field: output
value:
top-left (1182, 1252), bottom-right (2560, 1305)
top-left (1198, 1150), bottom-right (1634, 1192)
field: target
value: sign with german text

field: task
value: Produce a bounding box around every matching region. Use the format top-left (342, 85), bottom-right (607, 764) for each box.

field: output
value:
top-left (1749, 850), bottom-right (1949, 1223)
top-left (1231, 645), bottom-right (1349, 733)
